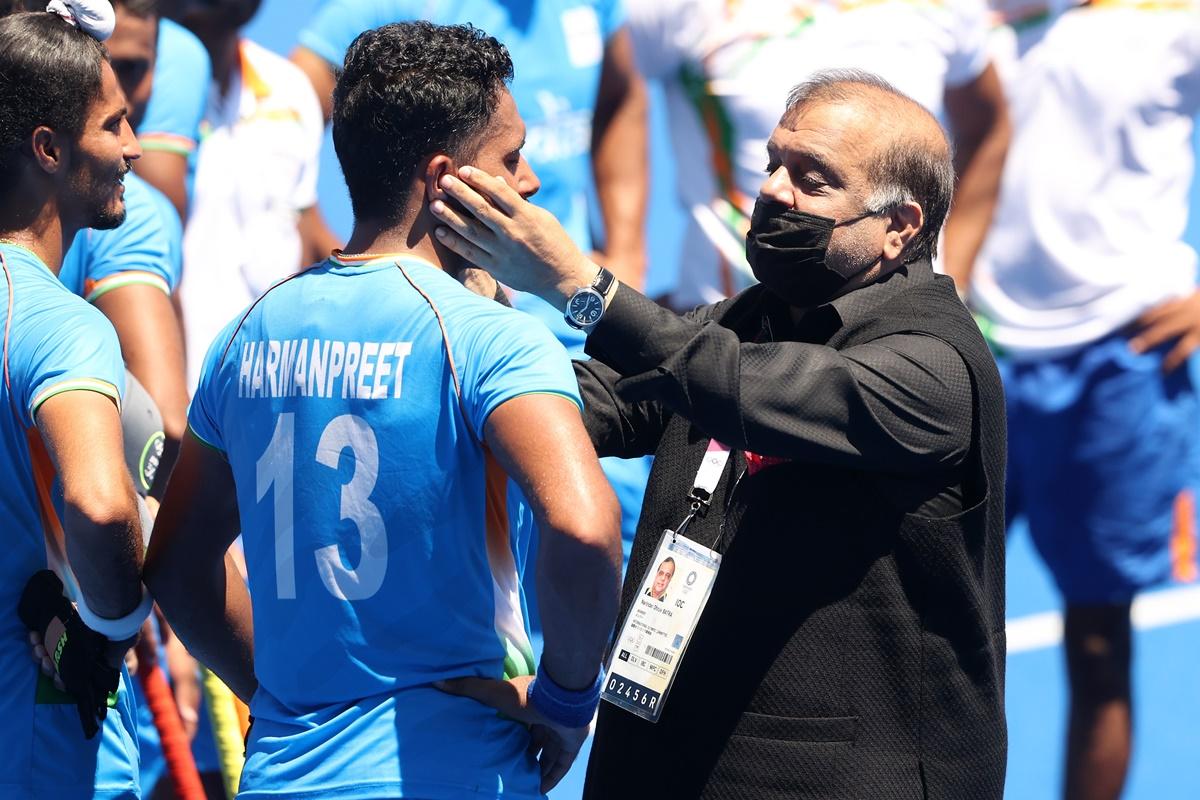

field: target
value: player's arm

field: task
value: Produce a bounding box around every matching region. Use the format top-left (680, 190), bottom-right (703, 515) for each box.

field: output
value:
top-left (441, 394), bottom-right (621, 791)
top-left (591, 26), bottom-right (648, 290)
top-left (488, 395), bottom-right (622, 685)
top-left (37, 390), bottom-right (143, 618)
top-left (291, 45), bottom-right (337, 124)
top-left (144, 433), bottom-right (256, 702)
top-left (95, 284), bottom-right (188, 498)
top-left (942, 62), bottom-right (1010, 290)
top-left (131, 150), bottom-right (188, 222)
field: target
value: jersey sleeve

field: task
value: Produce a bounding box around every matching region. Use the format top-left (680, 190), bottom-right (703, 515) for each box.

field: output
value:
top-left (452, 300), bottom-right (583, 439)
top-left (11, 297), bottom-right (124, 428)
top-left (298, 0), bottom-right (417, 68)
top-left (138, 19), bottom-right (210, 156)
top-left (626, 0), bottom-right (711, 80)
top-left (944, 0), bottom-right (992, 88)
top-left (187, 316), bottom-right (243, 453)
top-left (81, 174), bottom-right (180, 300)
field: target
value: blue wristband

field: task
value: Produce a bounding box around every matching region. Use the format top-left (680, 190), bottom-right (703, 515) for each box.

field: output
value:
top-left (527, 665), bottom-right (603, 728)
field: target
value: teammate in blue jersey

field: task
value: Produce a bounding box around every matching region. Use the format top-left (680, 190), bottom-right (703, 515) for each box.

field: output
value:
top-left (292, 0), bottom-right (652, 566)
top-left (146, 21), bottom-right (622, 800)
top-left (0, 5), bottom-right (153, 797)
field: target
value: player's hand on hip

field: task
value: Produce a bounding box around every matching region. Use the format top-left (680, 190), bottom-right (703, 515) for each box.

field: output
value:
top-left (435, 674), bottom-right (590, 792)
top-left (18, 570), bottom-right (133, 739)
top-left (1130, 290), bottom-right (1200, 372)
top-left (430, 166), bottom-right (600, 305)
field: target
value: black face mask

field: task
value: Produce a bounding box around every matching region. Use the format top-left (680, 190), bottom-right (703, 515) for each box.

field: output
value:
top-left (745, 199), bottom-right (875, 308)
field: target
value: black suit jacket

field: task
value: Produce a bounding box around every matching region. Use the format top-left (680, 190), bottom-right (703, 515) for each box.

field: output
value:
top-left (577, 263), bottom-right (1007, 799)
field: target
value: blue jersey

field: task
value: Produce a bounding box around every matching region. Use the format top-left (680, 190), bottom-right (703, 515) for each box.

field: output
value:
top-left (189, 254), bottom-right (580, 799)
top-left (0, 244), bottom-right (138, 799)
top-left (60, 173), bottom-right (182, 302)
top-left (138, 18), bottom-right (210, 159)
top-left (300, 0), bottom-right (624, 350)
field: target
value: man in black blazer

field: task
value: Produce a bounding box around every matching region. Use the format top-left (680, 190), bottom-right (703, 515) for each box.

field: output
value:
top-left (434, 68), bottom-right (1007, 799)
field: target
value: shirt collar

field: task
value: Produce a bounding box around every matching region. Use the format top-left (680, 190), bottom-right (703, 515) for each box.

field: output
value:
top-left (753, 258), bottom-right (936, 344)
top-left (239, 41), bottom-right (270, 101)
top-left (826, 258), bottom-right (935, 328)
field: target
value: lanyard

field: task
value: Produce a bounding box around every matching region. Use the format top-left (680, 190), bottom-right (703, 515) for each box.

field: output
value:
top-left (676, 440), bottom-right (732, 537)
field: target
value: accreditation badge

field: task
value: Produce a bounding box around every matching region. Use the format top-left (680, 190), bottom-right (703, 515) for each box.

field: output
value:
top-left (601, 529), bottom-right (722, 722)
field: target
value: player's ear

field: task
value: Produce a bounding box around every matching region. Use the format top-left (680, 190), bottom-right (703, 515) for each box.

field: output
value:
top-left (31, 125), bottom-right (66, 176)
top-left (424, 154), bottom-right (455, 203)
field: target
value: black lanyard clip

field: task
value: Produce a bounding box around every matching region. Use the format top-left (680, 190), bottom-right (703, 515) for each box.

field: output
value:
top-left (686, 488), bottom-right (713, 517)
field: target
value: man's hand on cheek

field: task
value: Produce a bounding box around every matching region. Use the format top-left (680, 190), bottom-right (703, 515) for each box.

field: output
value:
top-left (430, 167), bottom-right (600, 304)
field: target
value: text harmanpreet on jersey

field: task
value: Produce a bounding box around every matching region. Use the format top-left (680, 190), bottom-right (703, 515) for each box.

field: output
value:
top-left (0, 243), bottom-right (139, 800)
top-left (188, 254), bottom-right (581, 799)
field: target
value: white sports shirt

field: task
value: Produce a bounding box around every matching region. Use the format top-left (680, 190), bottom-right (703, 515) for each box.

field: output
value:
top-left (180, 39), bottom-right (323, 389)
top-left (972, 0), bottom-right (1200, 357)
top-left (629, 0), bottom-right (991, 308)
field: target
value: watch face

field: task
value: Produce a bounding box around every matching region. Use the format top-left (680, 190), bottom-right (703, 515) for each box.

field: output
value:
top-left (568, 290), bottom-right (604, 327)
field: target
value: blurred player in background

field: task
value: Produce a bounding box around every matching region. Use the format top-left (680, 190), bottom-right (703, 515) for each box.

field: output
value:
top-left (146, 21), bottom-right (621, 800)
top-left (291, 0), bottom-right (652, 555)
top-left (168, 0), bottom-right (326, 391)
top-left (972, 2), bottom-right (1200, 798)
top-left (629, 0), bottom-right (1010, 309)
top-left (0, 4), bottom-right (152, 796)
top-left (110, 0), bottom-right (209, 220)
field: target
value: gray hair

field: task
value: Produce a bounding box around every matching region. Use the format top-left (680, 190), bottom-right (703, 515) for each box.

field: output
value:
top-left (784, 69), bottom-right (956, 265)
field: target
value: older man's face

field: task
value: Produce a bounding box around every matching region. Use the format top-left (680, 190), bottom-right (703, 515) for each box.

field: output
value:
top-left (760, 101), bottom-right (889, 277)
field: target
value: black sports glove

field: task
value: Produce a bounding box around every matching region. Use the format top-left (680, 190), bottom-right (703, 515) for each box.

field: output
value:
top-left (17, 570), bottom-right (122, 739)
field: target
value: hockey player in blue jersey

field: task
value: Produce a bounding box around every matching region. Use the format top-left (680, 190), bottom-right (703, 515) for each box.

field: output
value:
top-left (0, 2), bottom-right (154, 797)
top-left (146, 21), bottom-right (622, 800)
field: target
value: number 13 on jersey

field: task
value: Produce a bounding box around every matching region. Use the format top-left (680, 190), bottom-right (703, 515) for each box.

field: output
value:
top-left (256, 412), bottom-right (388, 601)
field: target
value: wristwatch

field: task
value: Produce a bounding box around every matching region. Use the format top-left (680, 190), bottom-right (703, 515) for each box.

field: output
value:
top-left (564, 266), bottom-right (616, 331)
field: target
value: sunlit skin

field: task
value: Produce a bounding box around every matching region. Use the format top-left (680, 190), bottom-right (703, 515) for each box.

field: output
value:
top-left (106, 6), bottom-right (157, 129)
top-left (457, 89), bottom-right (541, 201)
top-left (649, 559), bottom-right (675, 600)
top-left (63, 59), bottom-right (142, 233)
top-left (428, 90), bottom-right (540, 283)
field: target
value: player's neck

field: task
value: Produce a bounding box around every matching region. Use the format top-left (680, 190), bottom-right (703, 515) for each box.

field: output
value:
top-left (342, 215), bottom-right (458, 273)
top-left (0, 193), bottom-right (71, 275)
top-left (198, 29), bottom-right (241, 98)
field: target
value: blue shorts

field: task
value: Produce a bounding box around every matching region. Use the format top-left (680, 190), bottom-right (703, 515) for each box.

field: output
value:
top-left (14, 668), bottom-right (142, 799)
top-left (1001, 333), bottom-right (1200, 604)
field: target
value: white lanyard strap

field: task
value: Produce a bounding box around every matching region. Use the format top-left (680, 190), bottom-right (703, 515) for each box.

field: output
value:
top-left (690, 440), bottom-right (732, 505)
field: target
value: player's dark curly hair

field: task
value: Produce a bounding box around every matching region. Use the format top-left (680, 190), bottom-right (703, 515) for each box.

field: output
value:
top-left (0, 11), bottom-right (108, 184)
top-left (332, 21), bottom-right (514, 224)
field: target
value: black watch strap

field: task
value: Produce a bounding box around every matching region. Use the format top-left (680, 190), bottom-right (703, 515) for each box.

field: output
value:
top-left (591, 266), bottom-right (615, 298)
